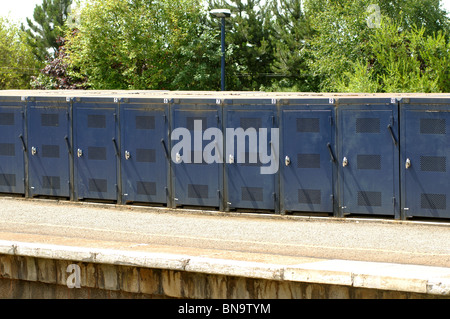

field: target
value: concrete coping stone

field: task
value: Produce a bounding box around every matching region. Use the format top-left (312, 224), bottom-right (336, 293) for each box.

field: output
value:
top-left (0, 240), bottom-right (449, 296)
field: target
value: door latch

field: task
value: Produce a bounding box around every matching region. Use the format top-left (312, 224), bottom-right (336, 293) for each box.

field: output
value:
top-left (229, 154), bottom-right (234, 164)
top-left (285, 156), bottom-right (291, 166)
top-left (31, 147), bottom-right (37, 156)
top-left (125, 150), bottom-right (131, 160)
top-left (77, 148), bottom-right (83, 158)
top-left (176, 152), bottom-right (182, 163)
top-left (343, 157), bottom-right (348, 167)
top-left (405, 158), bottom-right (411, 169)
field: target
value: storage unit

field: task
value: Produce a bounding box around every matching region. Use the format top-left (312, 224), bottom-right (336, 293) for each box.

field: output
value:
top-left (119, 98), bottom-right (170, 205)
top-left (337, 98), bottom-right (400, 218)
top-left (0, 96), bottom-right (26, 195)
top-left (279, 98), bottom-right (337, 214)
top-left (400, 97), bottom-right (450, 219)
top-left (224, 98), bottom-right (279, 212)
top-left (171, 98), bottom-right (223, 209)
top-left (26, 97), bottom-right (72, 198)
top-left (73, 97), bottom-right (120, 201)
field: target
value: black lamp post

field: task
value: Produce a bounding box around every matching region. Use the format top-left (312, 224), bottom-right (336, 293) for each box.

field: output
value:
top-left (210, 9), bottom-right (231, 91)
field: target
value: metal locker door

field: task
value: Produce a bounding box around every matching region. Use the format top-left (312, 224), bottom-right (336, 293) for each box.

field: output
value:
top-left (121, 103), bottom-right (169, 204)
top-left (0, 98), bottom-right (25, 194)
top-left (339, 104), bottom-right (399, 217)
top-left (281, 109), bottom-right (335, 213)
top-left (401, 102), bottom-right (450, 219)
top-left (27, 100), bottom-right (71, 198)
top-left (74, 100), bottom-right (118, 201)
top-left (172, 105), bottom-right (222, 208)
top-left (225, 108), bottom-right (277, 211)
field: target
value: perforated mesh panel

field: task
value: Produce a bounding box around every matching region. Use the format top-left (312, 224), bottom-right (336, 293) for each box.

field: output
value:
top-left (297, 154), bottom-right (321, 169)
top-left (42, 176), bottom-right (60, 190)
top-left (421, 193), bottom-right (446, 210)
top-left (136, 149), bottom-right (156, 163)
top-left (0, 113), bottom-right (14, 126)
top-left (87, 115), bottom-right (106, 129)
top-left (358, 191), bottom-right (382, 207)
top-left (356, 118), bottom-right (380, 134)
top-left (297, 118), bottom-right (320, 133)
top-left (137, 181), bottom-right (156, 196)
top-left (420, 119), bottom-right (446, 135)
top-left (420, 156), bottom-right (446, 172)
top-left (89, 179), bottom-right (107, 193)
top-left (41, 114), bottom-right (59, 127)
top-left (240, 118), bottom-right (262, 130)
top-left (357, 155), bottom-right (381, 170)
top-left (42, 145), bottom-right (60, 158)
top-left (241, 187), bottom-right (263, 202)
top-left (188, 184), bottom-right (209, 199)
top-left (135, 116), bottom-right (155, 130)
top-left (298, 189), bottom-right (321, 205)
top-left (0, 174), bottom-right (15, 187)
top-left (88, 147), bottom-right (106, 160)
top-left (0, 143), bottom-right (15, 156)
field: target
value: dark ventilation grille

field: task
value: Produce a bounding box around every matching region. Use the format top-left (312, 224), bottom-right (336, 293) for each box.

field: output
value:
top-left (240, 118), bottom-right (262, 130)
top-left (298, 189), bottom-right (321, 205)
top-left (187, 117), bottom-right (207, 131)
top-left (136, 149), bottom-right (156, 163)
top-left (297, 118), bottom-right (320, 133)
top-left (0, 174), bottom-right (16, 187)
top-left (420, 156), bottom-right (446, 172)
top-left (0, 113), bottom-right (14, 125)
top-left (0, 143), bottom-right (15, 156)
top-left (42, 145), bottom-right (60, 158)
top-left (356, 118), bottom-right (380, 133)
top-left (357, 155), bottom-right (381, 170)
top-left (297, 154), bottom-right (321, 169)
top-left (421, 194), bottom-right (446, 210)
top-left (42, 176), bottom-right (61, 190)
top-left (358, 191), bottom-right (382, 207)
top-left (41, 114), bottom-right (59, 127)
top-left (420, 119), bottom-right (446, 135)
top-left (188, 184), bottom-right (209, 199)
top-left (88, 147), bottom-right (107, 160)
top-left (89, 179), bottom-right (107, 193)
top-left (136, 116), bottom-right (155, 130)
top-left (87, 115), bottom-right (106, 129)
top-left (137, 182), bottom-right (156, 196)
top-left (241, 187), bottom-right (263, 202)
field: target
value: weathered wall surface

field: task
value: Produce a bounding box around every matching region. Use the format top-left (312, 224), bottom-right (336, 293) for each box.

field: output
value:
top-left (0, 254), bottom-right (447, 299)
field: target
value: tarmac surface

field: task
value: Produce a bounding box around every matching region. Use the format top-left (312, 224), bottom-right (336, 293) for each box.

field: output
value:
top-left (0, 196), bottom-right (449, 268)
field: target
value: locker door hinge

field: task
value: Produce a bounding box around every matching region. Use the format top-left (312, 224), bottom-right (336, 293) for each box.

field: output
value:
top-left (329, 116), bottom-right (333, 126)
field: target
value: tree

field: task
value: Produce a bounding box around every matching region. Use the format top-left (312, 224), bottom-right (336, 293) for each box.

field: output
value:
top-left (207, 0), bottom-right (275, 91)
top-left (264, 0), bottom-right (318, 92)
top-left (303, 0), bottom-right (450, 92)
top-left (0, 17), bottom-right (41, 89)
top-left (64, 0), bottom-right (221, 90)
top-left (22, 0), bottom-right (73, 61)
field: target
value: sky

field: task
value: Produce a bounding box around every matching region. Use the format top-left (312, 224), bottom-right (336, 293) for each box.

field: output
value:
top-left (1, 0), bottom-right (450, 25)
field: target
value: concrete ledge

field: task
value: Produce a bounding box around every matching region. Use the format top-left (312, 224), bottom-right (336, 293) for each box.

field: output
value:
top-left (1, 240), bottom-right (449, 296)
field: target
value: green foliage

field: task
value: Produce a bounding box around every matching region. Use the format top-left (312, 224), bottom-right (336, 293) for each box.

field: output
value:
top-left (207, 0), bottom-right (275, 91)
top-left (22, 0), bottom-right (73, 61)
top-left (0, 17), bottom-right (41, 89)
top-left (65, 0), bottom-right (221, 90)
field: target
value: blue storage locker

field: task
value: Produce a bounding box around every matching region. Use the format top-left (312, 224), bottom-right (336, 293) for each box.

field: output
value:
top-left (171, 98), bottom-right (224, 209)
top-left (279, 98), bottom-right (337, 214)
top-left (337, 97), bottom-right (400, 218)
top-left (73, 97), bottom-right (120, 202)
top-left (119, 98), bottom-right (170, 205)
top-left (400, 97), bottom-right (450, 219)
top-left (26, 97), bottom-right (72, 198)
top-left (0, 96), bottom-right (26, 195)
top-left (224, 98), bottom-right (279, 212)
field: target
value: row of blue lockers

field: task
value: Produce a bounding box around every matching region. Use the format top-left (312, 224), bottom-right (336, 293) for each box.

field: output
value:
top-left (0, 94), bottom-right (448, 220)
